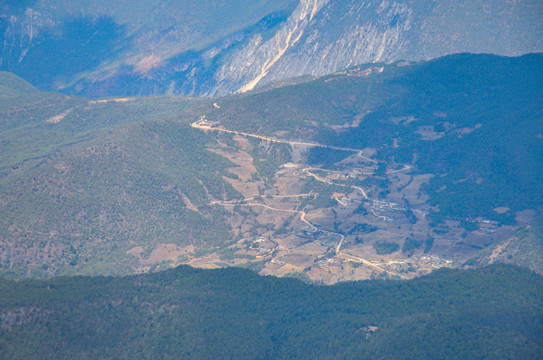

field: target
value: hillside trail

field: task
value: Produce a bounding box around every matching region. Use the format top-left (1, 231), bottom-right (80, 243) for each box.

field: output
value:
top-left (210, 198), bottom-right (314, 228)
top-left (196, 121), bottom-right (406, 278)
top-left (302, 167), bottom-right (369, 200)
top-left (191, 121), bottom-right (377, 163)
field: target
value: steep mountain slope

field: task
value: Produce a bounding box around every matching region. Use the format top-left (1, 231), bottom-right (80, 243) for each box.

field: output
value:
top-left (468, 216), bottom-right (543, 274)
top-left (1, 0), bottom-right (541, 97)
top-left (0, 0), bottom-right (298, 94)
top-left (205, 53), bottom-right (543, 223)
top-left (0, 73), bottom-right (241, 278)
top-left (0, 264), bottom-right (541, 359)
top-left (1, 54), bottom-right (541, 280)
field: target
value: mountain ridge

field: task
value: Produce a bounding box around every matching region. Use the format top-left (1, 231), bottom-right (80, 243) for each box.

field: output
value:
top-left (1, 0), bottom-right (541, 97)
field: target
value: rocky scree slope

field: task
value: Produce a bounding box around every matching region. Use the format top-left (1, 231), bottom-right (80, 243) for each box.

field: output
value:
top-left (1, 0), bottom-right (541, 97)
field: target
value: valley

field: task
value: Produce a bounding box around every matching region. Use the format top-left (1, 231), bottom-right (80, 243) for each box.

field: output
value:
top-left (166, 118), bottom-right (515, 283)
top-left (1, 53), bottom-right (541, 282)
top-left (1, 3), bottom-right (542, 358)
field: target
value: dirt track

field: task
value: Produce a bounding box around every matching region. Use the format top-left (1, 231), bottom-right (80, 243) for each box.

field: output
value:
top-left (195, 120), bottom-right (408, 279)
top-left (191, 122), bottom-right (377, 163)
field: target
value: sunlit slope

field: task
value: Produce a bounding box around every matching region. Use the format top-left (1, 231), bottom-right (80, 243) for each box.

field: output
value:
top-left (468, 216), bottom-right (543, 274)
top-left (0, 74), bottom-right (240, 278)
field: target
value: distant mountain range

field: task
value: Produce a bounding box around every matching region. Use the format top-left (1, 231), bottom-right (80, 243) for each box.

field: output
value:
top-left (1, 0), bottom-right (542, 97)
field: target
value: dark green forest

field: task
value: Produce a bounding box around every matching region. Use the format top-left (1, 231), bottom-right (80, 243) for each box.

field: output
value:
top-left (0, 264), bottom-right (541, 359)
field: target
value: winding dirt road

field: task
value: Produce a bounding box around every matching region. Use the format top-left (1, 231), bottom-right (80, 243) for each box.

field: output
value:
top-left (210, 195), bottom-right (315, 228)
top-left (196, 120), bottom-right (368, 253)
top-left (302, 167), bottom-right (369, 200)
top-left (341, 252), bottom-right (407, 279)
top-left (195, 120), bottom-right (408, 278)
top-left (191, 122), bottom-right (377, 163)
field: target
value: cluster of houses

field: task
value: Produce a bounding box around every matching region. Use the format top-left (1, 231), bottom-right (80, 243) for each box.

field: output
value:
top-left (192, 116), bottom-right (220, 128)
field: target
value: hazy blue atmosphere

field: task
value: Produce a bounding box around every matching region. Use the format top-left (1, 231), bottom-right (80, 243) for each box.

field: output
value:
top-left (1, 1), bottom-right (542, 358)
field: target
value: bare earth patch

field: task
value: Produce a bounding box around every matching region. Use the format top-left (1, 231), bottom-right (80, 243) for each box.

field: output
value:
top-left (209, 140), bottom-right (263, 198)
top-left (88, 97), bottom-right (134, 105)
top-left (136, 54), bottom-right (162, 72)
top-left (489, 238), bottom-right (512, 262)
top-left (182, 194), bottom-right (200, 213)
top-left (127, 244), bottom-right (194, 267)
top-left (46, 108), bottom-right (72, 124)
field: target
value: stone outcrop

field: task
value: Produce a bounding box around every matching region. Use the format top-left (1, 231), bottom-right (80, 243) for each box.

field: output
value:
top-left (1, 0), bottom-right (542, 96)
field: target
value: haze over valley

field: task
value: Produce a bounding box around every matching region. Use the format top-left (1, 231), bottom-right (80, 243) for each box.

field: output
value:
top-left (1, 1), bottom-right (542, 358)
top-left (1, 53), bottom-right (541, 283)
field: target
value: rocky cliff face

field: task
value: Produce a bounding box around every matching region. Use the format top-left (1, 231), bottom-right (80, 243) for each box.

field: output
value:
top-left (1, 0), bottom-right (542, 97)
top-left (244, 0), bottom-right (413, 93)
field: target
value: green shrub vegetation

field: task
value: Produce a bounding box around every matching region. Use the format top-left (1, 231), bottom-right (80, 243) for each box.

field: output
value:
top-left (0, 73), bottom-right (240, 278)
top-left (402, 237), bottom-right (423, 256)
top-left (373, 241), bottom-right (400, 255)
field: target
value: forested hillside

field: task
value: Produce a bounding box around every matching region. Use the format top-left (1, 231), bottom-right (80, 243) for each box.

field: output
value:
top-left (469, 216), bottom-right (543, 274)
top-left (0, 72), bottom-right (240, 278)
top-left (206, 53), bottom-right (543, 223)
top-left (1, 54), bottom-right (541, 281)
top-left (0, 264), bottom-right (541, 359)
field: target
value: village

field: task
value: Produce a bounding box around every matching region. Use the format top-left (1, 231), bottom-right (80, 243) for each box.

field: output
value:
top-left (187, 118), bottom-right (508, 283)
